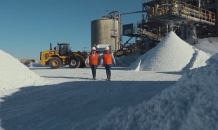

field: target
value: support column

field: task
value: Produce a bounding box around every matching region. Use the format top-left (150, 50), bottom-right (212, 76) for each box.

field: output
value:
top-left (155, 4), bottom-right (158, 16)
top-left (166, 24), bottom-right (169, 34)
top-left (180, 24), bottom-right (186, 40)
top-left (158, 26), bottom-right (161, 37)
top-left (169, 24), bottom-right (174, 32)
top-left (198, 0), bottom-right (201, 7)
top-left (186, 25), bottom-right (189, 41)
top-left (216, 1), bottom-right (218, 36)
top-left (193, 25), bottom-right (197, 38)
top-left (185, 24), bottom-right (197, 44)
top-left (193, 25), bottom-right (197, 44)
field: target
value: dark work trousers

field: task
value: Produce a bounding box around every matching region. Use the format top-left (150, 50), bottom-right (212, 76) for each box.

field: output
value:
top-left (104, 64), bottom-right (112, 78)
top-left (90, 65), bottom-right (97, 78)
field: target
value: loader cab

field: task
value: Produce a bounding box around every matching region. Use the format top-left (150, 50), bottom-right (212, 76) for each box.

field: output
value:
top-left (57, 43), bottom-right (71, 56)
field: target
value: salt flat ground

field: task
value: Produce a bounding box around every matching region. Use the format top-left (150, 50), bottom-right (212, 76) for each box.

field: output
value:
top-left (0, 67), bottom-right (181, 130)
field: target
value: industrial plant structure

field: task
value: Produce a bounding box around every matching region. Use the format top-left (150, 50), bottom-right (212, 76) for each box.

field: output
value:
top-left (91, 0), bottom-right (217, 55)
top-left (91, 11), bottom-right (121, 52)
top-left (138, 0), bottom-right (217, 44)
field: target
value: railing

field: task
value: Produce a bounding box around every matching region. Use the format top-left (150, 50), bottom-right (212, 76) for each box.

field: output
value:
top-left (137, 29), bottom-right (164, 39)
top-left (137, 29), bottom-right (158, 38)
top-left (147, 0), bottom-right (216, 25)
top-left (179, 2), bottom-right (216, 24)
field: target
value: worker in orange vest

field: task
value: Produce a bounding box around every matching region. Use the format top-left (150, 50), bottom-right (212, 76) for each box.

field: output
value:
top-left (86, 47), bottom-right (99, 80)
top-left (100, 46), bottom-right (116, 81)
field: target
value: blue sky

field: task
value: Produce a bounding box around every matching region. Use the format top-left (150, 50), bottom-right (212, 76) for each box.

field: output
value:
top-left (0, 0), bottom-right (145, 60)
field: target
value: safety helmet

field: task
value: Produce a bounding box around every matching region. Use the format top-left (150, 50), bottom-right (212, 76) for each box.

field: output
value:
top-left (92, 47), bottom-right (96, 50)
top-left (105, 46), bottom-right (109, 50)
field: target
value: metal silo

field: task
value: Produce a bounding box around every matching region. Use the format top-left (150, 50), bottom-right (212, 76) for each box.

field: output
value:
top-left (91, 18), bottom-right (120, 52)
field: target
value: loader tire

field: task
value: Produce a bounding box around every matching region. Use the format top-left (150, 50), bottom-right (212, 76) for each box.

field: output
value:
top-left (49, 57), bottom-right (61, 69)
top-left (78, 58), bottom-right (86, 68)
top-left (69, 57), bottom-right (80, 68)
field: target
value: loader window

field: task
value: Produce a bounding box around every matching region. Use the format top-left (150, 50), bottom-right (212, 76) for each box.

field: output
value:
top-left (67, 46), bottom-right (72, 52)
top-left (59, 44), bottom-right (68, 56)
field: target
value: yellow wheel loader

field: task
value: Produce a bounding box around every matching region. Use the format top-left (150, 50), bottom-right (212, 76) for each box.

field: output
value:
top-left (39, 43), bottom-right (87, 69)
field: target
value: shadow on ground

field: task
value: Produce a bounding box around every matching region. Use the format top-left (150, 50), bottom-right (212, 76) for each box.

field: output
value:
top-left (156, 71), bottom-right (183, 75)
top-left (0, 80), bottom-right (176, 130)
top-left (41, 76), bottom-right (92, 80)
top-left (30, 66), bottom-right (127, 71)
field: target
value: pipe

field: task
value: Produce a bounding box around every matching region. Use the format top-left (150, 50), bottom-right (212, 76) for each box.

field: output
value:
top-left (199, 0), bottom-right (201, 7)
top-left (108, 9), bottom-right (150, 50)
top-left (108, 10), bottom-right (118, 17)
top-left (118, 13), bottom-right (122, 49)
top-left (142, 3), bottom-right (145, 20)
top-left (109, 10), bottom-right (121, 51)
top-left (120, 10), bottom-right (147, 15)
top-left (50, 43), bottom-right (52, 50)
top-left (108, 9), bottom-right (150, 51)
top-left (113, 11), bottom-right (117, 51)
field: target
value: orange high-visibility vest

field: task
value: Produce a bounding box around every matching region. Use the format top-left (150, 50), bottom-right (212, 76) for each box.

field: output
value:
top-left (89, 53), bottom-right (99, 65)
top-left (103, 54), bottom-right (112, 65)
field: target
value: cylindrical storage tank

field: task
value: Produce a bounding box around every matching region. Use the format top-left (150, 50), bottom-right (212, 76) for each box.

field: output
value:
top-left (91, 18), bottom-right (120, 52)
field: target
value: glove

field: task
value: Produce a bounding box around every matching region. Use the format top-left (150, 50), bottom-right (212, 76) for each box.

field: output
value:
top-left (114, 63), bottom-right (116, 66)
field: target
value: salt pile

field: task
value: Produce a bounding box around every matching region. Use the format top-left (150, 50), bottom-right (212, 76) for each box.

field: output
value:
top-left (191, 48), bottom-right (211, 69)
top-left (128, 31), bottom-right (210, 71)
top-left (94, 56), bottom-right (218, 130)
top-left (0, 50), bottom-right (40, 89)
top-left (195, 37), bottom-right (218, 54)
top-left (116, 51), bottom-right (141, 66)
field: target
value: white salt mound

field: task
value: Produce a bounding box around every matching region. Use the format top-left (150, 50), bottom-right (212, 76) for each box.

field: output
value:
top-left (207, 53), bottom-right (218, 65)
top-left (0, 50), bottom-right (40, 89)
top-left (191, 48), bottom-right (211, 69)
top-left (128, 31), bottom-right (195, 71)
top-left (116, 51), bottom-right (141, 66)
top-left (94, 58), bottom-right (218, 130)
top-left (195, 37), bottom-right (218, 54)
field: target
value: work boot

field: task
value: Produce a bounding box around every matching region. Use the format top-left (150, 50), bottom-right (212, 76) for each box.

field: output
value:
top-left (108, 77), bottom-right (111, 81)
top-left (93, 77), bottom-right (96, 80)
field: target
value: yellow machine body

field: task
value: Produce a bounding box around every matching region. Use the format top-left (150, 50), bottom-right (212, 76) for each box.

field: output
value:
top-left (39, 43), bottom-right (87, 69)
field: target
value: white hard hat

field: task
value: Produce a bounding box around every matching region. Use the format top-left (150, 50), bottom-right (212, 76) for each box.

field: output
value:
top-left (105, 46), bottom-right (109, 50)
top-left (92, 47), bottom-right (96, 50)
